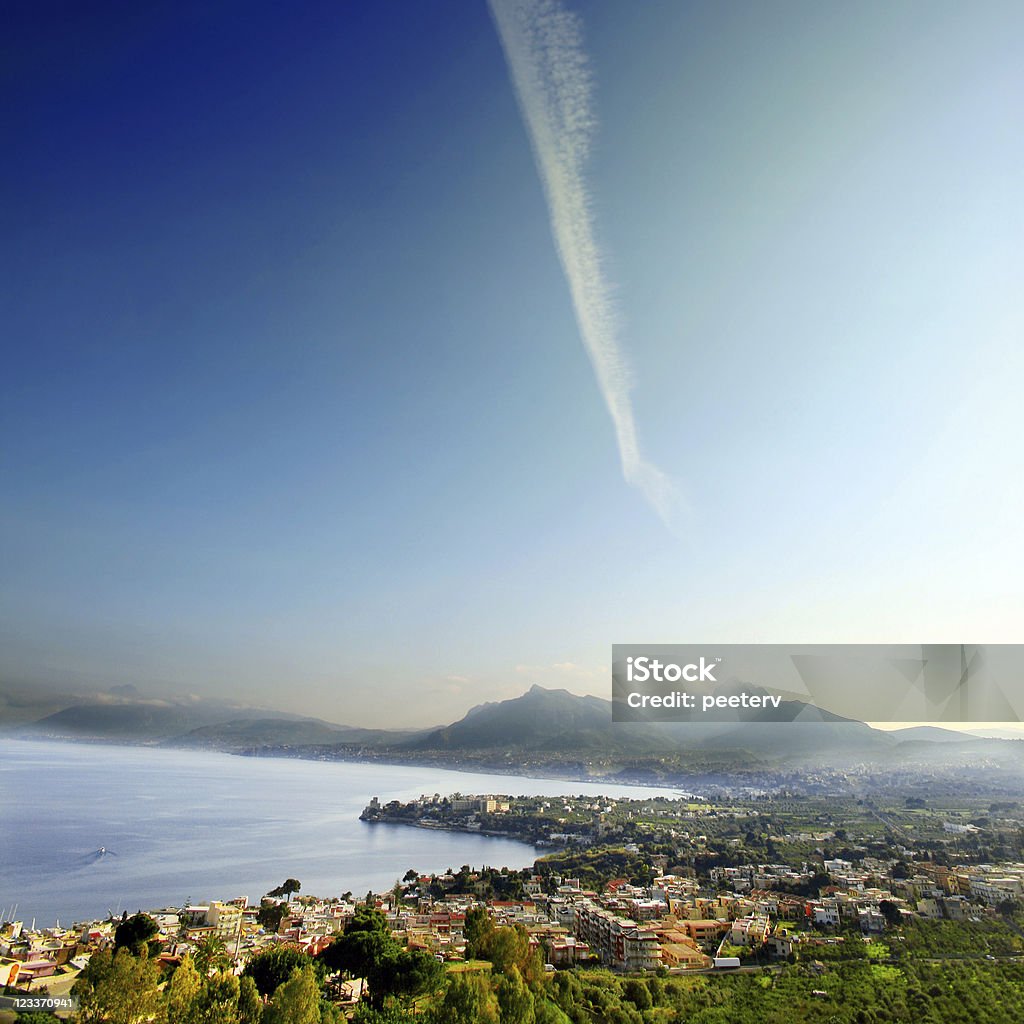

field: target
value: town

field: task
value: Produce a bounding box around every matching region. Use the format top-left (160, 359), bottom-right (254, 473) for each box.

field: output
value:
top-left (3, 788), bottom-right (1024, 1022)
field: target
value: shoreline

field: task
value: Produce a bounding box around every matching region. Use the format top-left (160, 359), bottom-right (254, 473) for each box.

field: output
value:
top-left (4, 733), bottom-right (704, 797)
top-left (232, 748), bottom-right (701, 797)
top-left (360, 815), bottom-right (564, 849)
top-left (0, 740), bottom-right (663, 928)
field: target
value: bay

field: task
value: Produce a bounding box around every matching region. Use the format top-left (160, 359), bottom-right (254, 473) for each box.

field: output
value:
top-left (0, 740), bottom-right (679, 926)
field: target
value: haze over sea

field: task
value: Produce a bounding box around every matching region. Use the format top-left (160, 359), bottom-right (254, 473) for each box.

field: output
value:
top-left (1, 740), bottom-right (675, 927)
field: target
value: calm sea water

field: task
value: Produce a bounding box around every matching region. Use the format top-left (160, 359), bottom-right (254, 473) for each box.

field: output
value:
top-left (0, 740), bottom-right (677, 927)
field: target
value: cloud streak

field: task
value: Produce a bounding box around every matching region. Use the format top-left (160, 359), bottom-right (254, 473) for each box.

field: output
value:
top-left (488, 0), bottom-right (680, 523)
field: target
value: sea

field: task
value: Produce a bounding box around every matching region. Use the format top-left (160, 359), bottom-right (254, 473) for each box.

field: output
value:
top-left (0, 739), bottom-right (679, 927)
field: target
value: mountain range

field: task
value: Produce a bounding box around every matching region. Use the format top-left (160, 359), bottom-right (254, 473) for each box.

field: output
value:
top-left (4, 679), bottom-right (1021, 775)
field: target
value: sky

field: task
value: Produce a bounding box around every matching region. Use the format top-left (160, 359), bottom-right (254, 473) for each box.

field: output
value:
top-left (3, 0), bottom-right (1023, 727)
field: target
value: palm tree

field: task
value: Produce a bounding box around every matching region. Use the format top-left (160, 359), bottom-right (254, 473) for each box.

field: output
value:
top-left (192, 933), bottom-right (230, 975)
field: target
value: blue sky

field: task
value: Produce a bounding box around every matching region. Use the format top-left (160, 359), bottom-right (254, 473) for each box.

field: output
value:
top-left (3, 1), bottom-right (1022, 726)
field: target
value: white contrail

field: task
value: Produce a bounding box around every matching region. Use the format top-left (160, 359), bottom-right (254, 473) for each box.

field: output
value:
top-left (488, 0), bottom-right (680, 523)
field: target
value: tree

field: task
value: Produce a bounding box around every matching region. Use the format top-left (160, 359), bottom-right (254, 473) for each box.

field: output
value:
top-left (430, 973), bottom-right (499, 1024)
top-left (387, 949), bottom-right (444, 1006)
top-left (351, 1006), bottom-right (418, 1024)
top-left (238, 975), bottom-right (264, 1024)
top-left (165, 954), bottom-right (202, 1024)
top-left (319, 1000), bottom-right (345, 1024)
top-left (268, 878), bottom-right (302, 901)
top-left (319, 907), bottom-right (393, 980)
top-left (73, 948), bottom-right (162, 1024)
top-left (496, 966), bottom-right (536, 1024)
top-left (319, 907), bottom-right (442, 1010)
top-left (464, 906), bottom-right (495, 960)
top-left (193, 932), bottom-right (231, 974)
top-left (880, 900), bottom-right (902, 928)
top-left (197, 970), bottom-right (243, 1024)
top-left (113, 912), bottom-right (159, 956)
top-left (533, 1001), bottom-right (572, 1024)
top-left (257, 900), bottom-right (288, 933)
top-left (480, 924), bottom-right (531, 977)
top-left (623, 979), bottom-right (652, 1011)
top-left (263, 966), bottom-right (322, 1024)
top-left (243, 945), bottom-right (323, 997)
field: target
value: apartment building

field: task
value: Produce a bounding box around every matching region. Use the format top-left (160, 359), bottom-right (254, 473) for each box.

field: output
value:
top-left (573, 901), bottom-right (662, 971)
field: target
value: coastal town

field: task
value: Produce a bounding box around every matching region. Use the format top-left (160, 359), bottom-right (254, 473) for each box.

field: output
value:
top-left (3, 789), bottom-right (1024, 1021)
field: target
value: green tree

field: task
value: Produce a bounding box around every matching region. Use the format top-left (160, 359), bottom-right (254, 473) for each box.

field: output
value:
top-left (496, 966), bottom-right (536, 1024)
top-left (464, 907), bottom-right (495, 959)
top-left (73, 948), bottom-right (163, 1024)
top-left (113, 912), bottom-right (160, 955)
top-left (481, 924), bottom-right (531, 977)
top-left (533, 1001), bottom-right (572, 1024)
top-left (318, 998), bottom-right (345, 1024)
top-left (351, 1006), bottom-right (418, 1024)
top-left (879, 900), bottom-right (902, 928)
top-left (623, 978), bottom-right (652, 1011)
top-left (318, 907), bottom-right (442, 1010)
top-left (388, 949), bottom-right (444, 1006)
top-left (238, 974), bottom-right (264, 1024)
top-left (196, 970), bottom-right (243, 1024)
top-left (263, 966), bottom-right (322, 1024)
top-left (243, 945), bottom-right (323, 997)
top-left (319, 906), bottom-right (394, 980)
top-left (268, 878), bottom-right (302, 901)
top-left (165, 953), bottom-right (203, 1024)
top-left (257, 900), bottom-right (287, 933)
top-left (430, 973), bottom-right (499, 1024)
top-left (193, 933), bottom-right (231, 974)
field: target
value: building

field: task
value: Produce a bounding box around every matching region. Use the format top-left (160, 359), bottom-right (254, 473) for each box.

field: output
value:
top-left (679, 919), bottom-right (729, 945)
top-left (206, 901), bottom-right (244, 939)
top-left (729, 916), bottom-right (770, 947)
top-left (573, 901), bottom-right (663, 971)
top-left (651, 925), bottom-right (712, 969)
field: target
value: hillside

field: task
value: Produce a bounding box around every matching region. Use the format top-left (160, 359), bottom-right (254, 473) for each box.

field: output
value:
top-left (170, 717), bottom-right (424, 751)
top-left (7, 681), bottom-right (1021, 774)
top-left (22, 701), bottom-right (240, 741)
top-left (401, 684), bottom-right (897, 760)
top-left (405, 685), bottom-right (619, 752)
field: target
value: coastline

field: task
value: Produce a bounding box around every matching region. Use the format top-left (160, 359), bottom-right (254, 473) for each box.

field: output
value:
top-left (5, 732), bottom-right (702, 796)
top-left (1, 740), bottom-right (669, 927)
